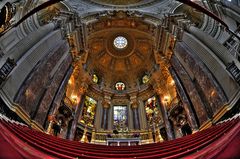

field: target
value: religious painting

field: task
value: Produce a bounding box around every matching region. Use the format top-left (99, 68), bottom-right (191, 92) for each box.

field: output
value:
top-left (80, 96), bottom-right (97, 127)
top-left (144, 96), bottom-right (162, 126)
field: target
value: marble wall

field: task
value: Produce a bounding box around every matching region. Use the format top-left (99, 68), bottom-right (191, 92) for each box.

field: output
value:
top-left (171, 55), bottom-right (209, 125)
top-left (174, 41), bottom-right (228, 117)
top-left (14, 42), bottom-right (69, 119)
top-left (34, 54), bottom-right (72, 126)
top-left (47, 66), bottom-right (73, 121)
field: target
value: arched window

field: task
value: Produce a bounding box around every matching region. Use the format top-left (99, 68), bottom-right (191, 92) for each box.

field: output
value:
top-left (142, 74), bottom-right (150, 84)
top-left (92, 74), bottom-right (98, 84)
top-left (115, 82), bottom-right (126, 91)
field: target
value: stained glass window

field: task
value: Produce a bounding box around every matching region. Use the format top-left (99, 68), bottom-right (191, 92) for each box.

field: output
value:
top-left (113, 106), bottom-right (128, 132)
top-left (142, 75), bottom-right (149, 84)
top-left (80, 96), bottom-right (97, 127)
top-left (115, 82), bottom-right (125, 91)
top-left (92, 74), bottom-right (98, 84)
top-left (113, 36), bottom-right (128, 49)
top-left (144, 96), bottom-right (162, 126)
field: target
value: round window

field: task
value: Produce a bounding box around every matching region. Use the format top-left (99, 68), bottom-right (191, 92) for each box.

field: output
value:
top-left (113, 36), bottom-right (128, 49)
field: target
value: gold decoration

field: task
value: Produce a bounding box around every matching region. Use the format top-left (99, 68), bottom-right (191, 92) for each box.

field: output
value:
top-left (155, 129), bottom-right (164, 143)
top-left (131, 100), bottom-right (138, 109)
top-left (102, 100), bottom-right (111, 109)
top-left (80, 127), bottom-right (89, 143)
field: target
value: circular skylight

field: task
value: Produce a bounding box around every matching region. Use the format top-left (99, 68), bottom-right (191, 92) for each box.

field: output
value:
top-left (113, 36), bottom-right (128, 49)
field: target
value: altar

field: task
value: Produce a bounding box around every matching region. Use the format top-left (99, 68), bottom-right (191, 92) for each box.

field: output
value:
top-left (106, 137), bottom-right (140, 146)
top-left (91, 130), bottom-right (153, 145)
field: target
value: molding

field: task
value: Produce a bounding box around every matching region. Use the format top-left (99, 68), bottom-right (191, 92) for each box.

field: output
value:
top-left (12, 104), bottom-right (44, 132)
top-left (11, 104), bottom-right (31, 124)
top-left (227, 88), bottom-right (240, 110)
top-left (212, 104), bottom-right (229, 123)
top-left (212, 89), bottom-right (240, 123)
top-left (199, 119), bottom-right (212, 131)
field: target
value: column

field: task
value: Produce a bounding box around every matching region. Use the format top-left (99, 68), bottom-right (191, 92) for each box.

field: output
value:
top-left (68, 84), bottom-right (87, 140)
top-left (130, 99), bottom-right (140, 130)
top-left (108, 104), bottom-right (113, 130)
top-left (94, 99), bottom-right (103, 130)
top-left (169, 67), bottom-right (199, 132)
top-left (128, 104), bottom-right (134, 130)
top-left (138, 100), bottom-right (147, 130)
top-left (155, 87), bottom-right (174, 140)
top-left (101, 99), bottom-right (110, 130)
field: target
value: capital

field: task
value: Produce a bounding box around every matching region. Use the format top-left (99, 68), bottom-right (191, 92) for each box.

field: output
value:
top-left (130, 98), bottom-right (139, 109)
top-left (102, 100), bottom-right (110, 109)
top-left (131, 101), bottom-right (138, 109)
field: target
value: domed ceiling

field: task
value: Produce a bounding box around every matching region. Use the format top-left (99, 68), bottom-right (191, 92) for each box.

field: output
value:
top-left (86, 11), bottom-right (157, 90)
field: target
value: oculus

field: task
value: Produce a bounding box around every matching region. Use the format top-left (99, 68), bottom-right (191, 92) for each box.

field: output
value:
top-left (113, 36), bottom-right (128, 49)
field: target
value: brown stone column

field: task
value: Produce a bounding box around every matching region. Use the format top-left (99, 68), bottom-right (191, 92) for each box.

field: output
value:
top-left (169, 67), bottom-right (199, 132)
top-left (155, 87), bottom-right (174, 140)
top-left (69, 85), bottom-right (87, 140)
top-left (131, 101), bottom-right (140, 130)
top-left (101, 98), bottom-right (111, 130)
